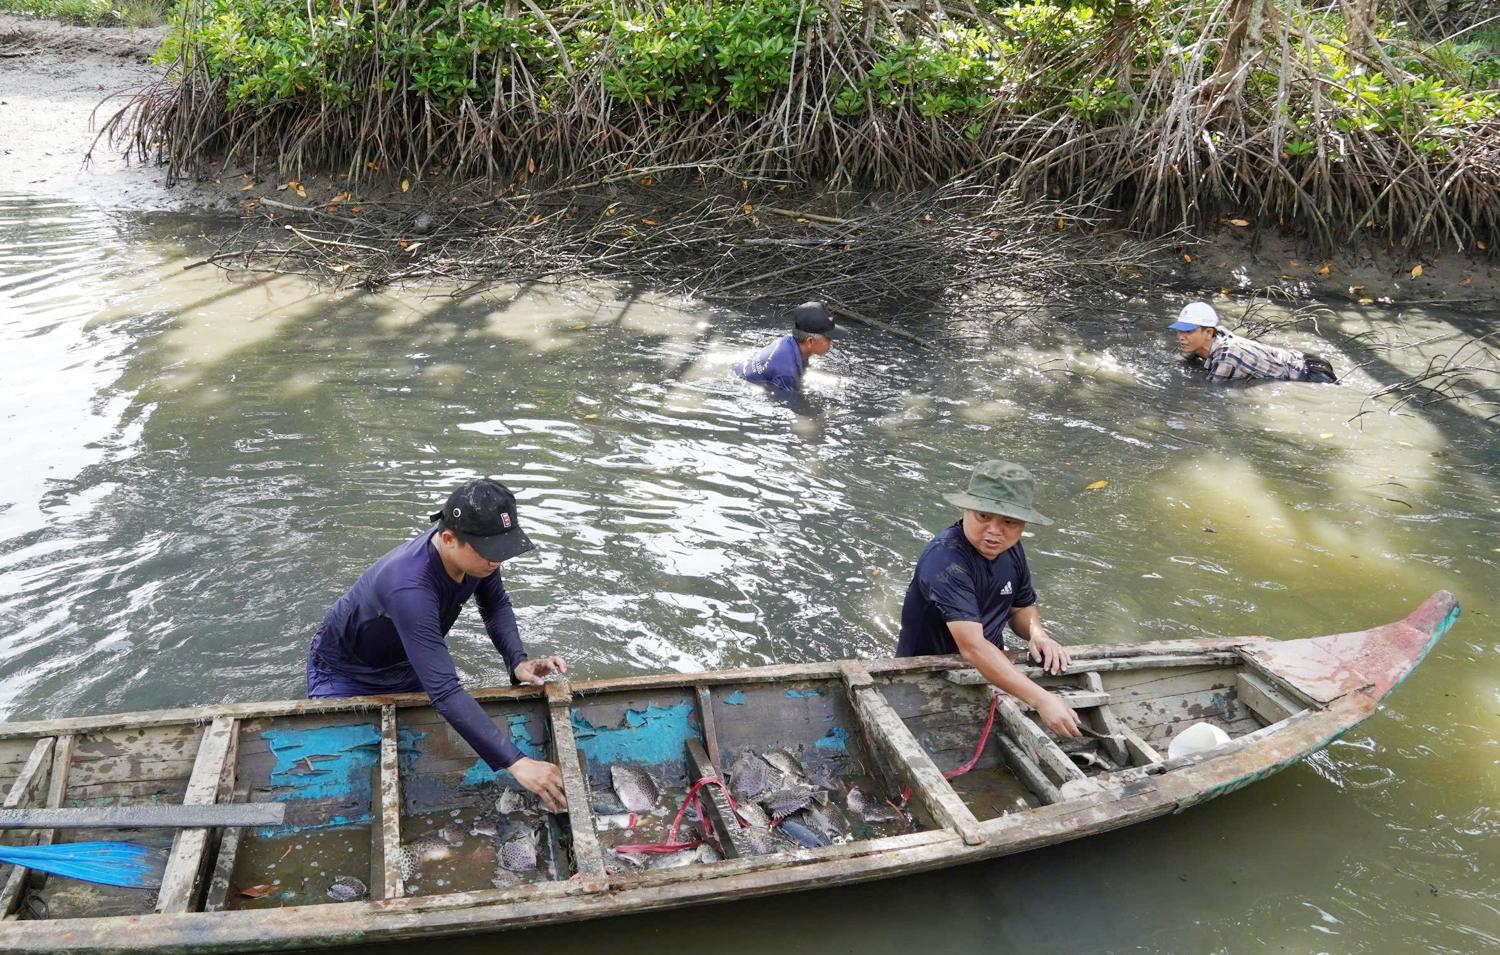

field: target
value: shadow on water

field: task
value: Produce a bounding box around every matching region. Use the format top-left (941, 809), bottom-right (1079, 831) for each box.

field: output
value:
top-left (0, 197), bottom-right (1497, 953)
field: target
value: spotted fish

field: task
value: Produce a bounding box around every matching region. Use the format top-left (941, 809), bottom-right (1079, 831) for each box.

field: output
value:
top-left (437, 823), bottom-right (467, 845)
top-left (734, 799), bottom-right (771, 829)
top-left (326, 875), bottom-right (367, 902)
top-left (762, 749), bottom-right (806, 781)
top-left (610, 764), bottom-right (661, 813)
top-left (396, 834), bottom-right (454, 880)
top-left (496, 787), bottom-right (530, 815)
top-left (728, 753), bottom-right (776, 801)
top-left (804, 801), bottom-right (852, 843)
top-left (490, 870), bottom-right (522, 890)
top-left (846, 786), bottom-right (901, 824)
top-left (497, 824), bottom-right (539, 873)
top-left (469, 812), bottom-right (501, 838)
top-left (758, 785), bottom-right (827, 822)
top-left (740, 825), bottom-right (779, 856)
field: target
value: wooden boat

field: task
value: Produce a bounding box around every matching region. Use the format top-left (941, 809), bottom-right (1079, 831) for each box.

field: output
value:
top-left (0, 591), bottom-right (1459, 952)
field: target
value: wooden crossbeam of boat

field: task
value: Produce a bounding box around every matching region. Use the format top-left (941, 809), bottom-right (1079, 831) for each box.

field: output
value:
top-left (155, 716), bottom-right (237, 914)
top-left (684, 739), bottom-right (748, 859)
top-left (202, 788), bottom-right (249, 912)
top-left (991, 693), bottom-right (1087, 787)
top-left (378, 704), bottom-right (403, 902)
top-left (0, 736), bottom-right (56, 918)
top-left (840, 661), bottom-right (986, 846)
top-left (1076, 672), bottom-right (1131, 766)
top-left (991, 732), bottom-right (1063, 805)
top-left (543, 682), bottom-right (605, 879)
top-left (1235, 671), bottom-right (1303, 725)
top-left (693, 686), bottom-right (722, 776)
top-left (941, 651), bottom-right (1242, 684)
top-left (27, 734), bottom-right (75, 892)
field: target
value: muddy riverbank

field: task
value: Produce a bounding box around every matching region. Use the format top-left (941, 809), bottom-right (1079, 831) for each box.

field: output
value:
top-left (3, 16), bottom-right (1498, 315)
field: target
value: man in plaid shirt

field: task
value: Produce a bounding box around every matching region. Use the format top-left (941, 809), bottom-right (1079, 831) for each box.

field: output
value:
top-left (1170, 302), bottom-right (1338, 383)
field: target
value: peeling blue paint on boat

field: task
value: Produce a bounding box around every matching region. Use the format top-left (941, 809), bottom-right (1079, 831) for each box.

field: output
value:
top-left (259, 722), bottom-right (424, 834)
top-left (785, 688), bottom-right (822, 698)
top-left (816, 726), bottom-right (850, 751)
top-left (722, 690), bottom-right (746, 705)
top-left (462, 713), bottom-right (545, 786)
top-left (572, 702), bottom-right (698, 767)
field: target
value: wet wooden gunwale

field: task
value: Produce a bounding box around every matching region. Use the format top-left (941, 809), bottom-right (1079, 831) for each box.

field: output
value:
top-left (0, 591), bottom-right (1459, 953)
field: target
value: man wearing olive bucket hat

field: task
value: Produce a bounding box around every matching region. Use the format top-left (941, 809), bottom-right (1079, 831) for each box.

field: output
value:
top-left (896, 461), bottom-right (1083, 739)
top-left (306, 479), bottom-right (569, 810)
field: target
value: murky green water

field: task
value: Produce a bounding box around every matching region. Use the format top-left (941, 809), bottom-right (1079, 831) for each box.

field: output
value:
top-left (1, 195), bottom-right (1496, 952)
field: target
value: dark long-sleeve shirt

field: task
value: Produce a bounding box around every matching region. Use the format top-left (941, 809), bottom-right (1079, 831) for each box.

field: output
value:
top-left (311, 527), bottom-right (529, 769)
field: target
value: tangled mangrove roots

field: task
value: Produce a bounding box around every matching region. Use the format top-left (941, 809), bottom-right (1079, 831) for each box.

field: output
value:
top-left (191, 175), bottom-right (1174, 327)
top-left (103, 0), bottom-right (1500, 251)
top-left (1350, 328), bottom-right (1500, 424)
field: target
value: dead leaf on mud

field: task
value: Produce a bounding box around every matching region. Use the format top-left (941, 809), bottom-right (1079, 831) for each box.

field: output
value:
top-left (238, 885), bottom-right (274, 898)
top-left (1410, 264), bottom-right (1424, 278)
top-left (1084, 480), bottom-right (1108, 490)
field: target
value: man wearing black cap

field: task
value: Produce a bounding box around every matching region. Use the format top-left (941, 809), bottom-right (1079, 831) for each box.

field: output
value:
top-left (306, 479), bottom-right (568, 810)
top-left (897, 461), bottom-right (1082, 740)
top-left (733, 301), bottom-right (842, 392)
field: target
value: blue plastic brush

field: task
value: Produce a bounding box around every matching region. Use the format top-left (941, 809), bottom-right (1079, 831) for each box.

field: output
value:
top-left (0, 841), bottom-right (167, 889)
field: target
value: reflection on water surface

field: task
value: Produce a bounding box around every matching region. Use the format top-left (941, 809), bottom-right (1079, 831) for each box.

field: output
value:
top-left (0, 195), bottom-right (1496, 953)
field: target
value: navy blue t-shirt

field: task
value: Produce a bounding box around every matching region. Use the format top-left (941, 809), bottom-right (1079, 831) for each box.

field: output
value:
top-left (896, 521), bottom-right (1037, 657)
top-left (733, 335), bottom-right (804, 391)
top-left (311, 527), bottom-right (529, 769)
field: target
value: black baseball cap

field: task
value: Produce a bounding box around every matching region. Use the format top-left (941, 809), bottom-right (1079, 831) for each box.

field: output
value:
top-left (791, 301), bottom-right (842, 338)
top-left (429, 479), bottom-right (536, 562)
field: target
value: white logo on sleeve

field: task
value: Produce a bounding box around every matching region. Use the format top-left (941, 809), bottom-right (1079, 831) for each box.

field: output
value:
top-left (1000, 581), bottom-right (1013, 595)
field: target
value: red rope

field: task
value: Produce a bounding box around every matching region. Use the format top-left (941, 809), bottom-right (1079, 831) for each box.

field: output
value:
top-left (613, 774), bottom-right (741, 855)
top-left (901, 692), bottom-right (999, 802)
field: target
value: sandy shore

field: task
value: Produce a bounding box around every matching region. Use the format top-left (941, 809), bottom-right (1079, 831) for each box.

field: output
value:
top-left (3, 13), bottom-right (1497, 310)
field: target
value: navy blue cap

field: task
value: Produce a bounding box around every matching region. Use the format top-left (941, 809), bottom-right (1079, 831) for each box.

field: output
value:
top-left (792, 302), bottom-right (842, 338)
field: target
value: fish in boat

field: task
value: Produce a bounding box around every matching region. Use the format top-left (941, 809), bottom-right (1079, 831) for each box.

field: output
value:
top-left (762, 749), bottom-right (806, 780)
top-left (696, 843), bottom-right (721, 864)
top-left (610, 764), bottom-right (660, 813)
top-left (496, 824), bottom-right (539, 873)
top-left (804, 802), bottom-right (852, 843)
top-left (591, 793), bottom-right (628, 815)
top-left (593, 813), bottom-right (640, 832)
top-left (759, 785), bottom-right (827, 822)
top-left (734, 800), bottom-right (771, 828)
top-left (807, 770), bottom-right (845, 796)
top-left (739, 825), bottom-right (780, 856)
top-left (728, 752), bottom-right (777, 801)
top-left (490, 870), bottom-right (522, 890)
top-left (396, 835), bottom-right (454, 880)
top-left (777, 817), bottom-right (828, 849)
top-left (846, 786), bottom-right (902, 823)
top-left (495, 788), bottom-right (530, 816)
top-left (648, 848), bottom-right (699, 870)
top-left (0, 592), bottom-right (1456, 954)
top-left (469, 812), bottom-right (501, 838)
top-left (326, 875), bottom-right (367, 902)
top-left (437, 823), bottom-right (467, 845)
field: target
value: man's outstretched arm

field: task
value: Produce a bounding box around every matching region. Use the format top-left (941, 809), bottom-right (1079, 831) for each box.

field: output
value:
top-left (946, 620), bottom-right (1081, 739)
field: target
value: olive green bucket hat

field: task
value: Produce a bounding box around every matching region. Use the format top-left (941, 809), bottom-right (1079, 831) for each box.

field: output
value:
top-left (943, 460), bottom-right (1054, 526)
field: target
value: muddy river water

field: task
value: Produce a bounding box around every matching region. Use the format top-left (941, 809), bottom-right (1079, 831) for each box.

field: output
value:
top-left (1, 195), bottom-right (1497, 952)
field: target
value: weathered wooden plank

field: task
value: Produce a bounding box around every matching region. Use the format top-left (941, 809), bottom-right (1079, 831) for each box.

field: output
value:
top-left (0, 737), bottom-right (54, 916)
top-left (1236, 671), bottom-right (1301, 724)
top-left (685, 739), bottom-right (748, 860)
top-left (203, 788), bottom-right (249, 913)
top-left (0, 648), bottom-right (1256, 742)
top-left (543, 683), bottom-right (605, 880)
top-left (1078, 673), bottom-right (1132, 767)
top-left (156, 717), bottom-right (236, 914)
top-left (841, 662), bottom-right (984, 846)
top-left (992, 694), bottom-right (1087, 787)
top-left (940, 654), bottom-right (1241, 687)
top-left (25, 733), bottom-right (75, 891)
top-left (991, 733), bottom-right (1063, 805)
top-left (379, 705), bottom-right (404, 902)
top-left (0, 804), bottom-right (284, 830)
top-left (1098, 666), bottom-right (1239, 704)
top-left (369, 766), bottom-right (388, 902)
top-left (694, 686), bottom-right (722, 776)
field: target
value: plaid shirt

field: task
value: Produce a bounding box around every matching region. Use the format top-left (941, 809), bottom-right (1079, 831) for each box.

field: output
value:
top-left (1204, 330), bottom-right (1309, 381)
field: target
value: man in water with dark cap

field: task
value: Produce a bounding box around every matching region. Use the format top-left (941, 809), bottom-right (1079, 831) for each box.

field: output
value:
top-left (733, 301), bottom-right (842, 392)
top-left (897, 461), bottom-right (1082, 739)
top-left (306, 479), bottom-right (569, 810)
